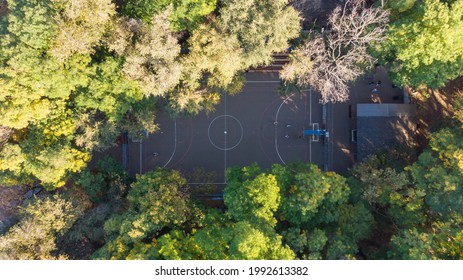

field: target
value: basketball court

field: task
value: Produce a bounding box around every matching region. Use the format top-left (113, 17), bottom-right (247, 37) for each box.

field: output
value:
top-left (126, 73), bottom-right (327, 184)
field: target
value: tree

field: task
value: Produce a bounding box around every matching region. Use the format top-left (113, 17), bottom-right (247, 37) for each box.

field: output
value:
top-left (76, 156), bottom-right (128, 203)
top-left (0, 0), bottom-right (91, 129)
top-left (0, 195), bottom-right (82, 260)
top-left (228, 221), bottom-right (294, 260)
top-left (274, 163), bottom-right (350, 226)
top-left (389, 219), bottom-right (463, 260)
top-left (121, 0), bottom-right (217, 32)
top-left (193, 209), bottom-right (230, 259)
top-left (122, 0), bottom-right (170, 24)
top-left (349, 155), bottom-right (425, 228)
top-left (386, 0), bottom-right (417, 13)
top-left (0, 126), bottom-right (13, 149)
top-left (116, 11), bottom-right (183, 97)
top-left (224, 165), bottom-right (280, 226)
top-left (377, 0), bottom-right (463, 89)
top-left (218, 0), bottom-right (301, 68)
top-left (407, 125), bottom-right (463, 215)
top-left (271, 163), bottom-right (373, 259)
top-left (50, 0), bottom-right (116, 61)
top-left (0, 1), bottom-right (155, 188)
top-left (152, 230), bottom-right (204, 260)
top-left (93, 169), bottom-right (203, 259)
top-left (281, 0), bottom-right (389, 103)
top-left (348, 122), bottom-right (463, 259)
top-left (169, 0), bottom-right (217, 32)
top-left (183, 23), bottom-right (244, 90)
top-left (0, 125), bottom-right (90, 188)
top-left (194, 212), bottom-right (294, 260)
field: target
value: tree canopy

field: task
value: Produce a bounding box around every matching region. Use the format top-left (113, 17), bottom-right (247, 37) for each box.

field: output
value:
top-left (0, 194), bottom-right (82, 260)
top-left (378, 0), bottom-right (463, 89)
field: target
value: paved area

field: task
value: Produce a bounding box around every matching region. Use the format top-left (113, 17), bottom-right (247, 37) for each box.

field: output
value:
top-left (119, 66), bottom-right (403, 182)
top-left (126, 72), bottom-right (324, 183)
top-left (327, 66), bottom-right (403, 174)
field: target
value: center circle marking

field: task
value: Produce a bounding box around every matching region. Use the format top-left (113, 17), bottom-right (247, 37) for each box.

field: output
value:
top-left (208, 115), bottom-right (243, 151)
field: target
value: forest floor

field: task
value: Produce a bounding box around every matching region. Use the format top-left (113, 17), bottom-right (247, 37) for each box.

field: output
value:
top-left (411, 77), bottom-right (463, 151)
top-left (0, 185), bottom-right (27, 233)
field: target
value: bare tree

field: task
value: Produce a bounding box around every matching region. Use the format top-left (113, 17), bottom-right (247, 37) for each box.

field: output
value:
top-left (281, 0), bottom-right (389, 103)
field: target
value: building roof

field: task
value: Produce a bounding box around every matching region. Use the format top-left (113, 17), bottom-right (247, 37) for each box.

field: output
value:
top-left (356, 104), bottom-right (417, 162)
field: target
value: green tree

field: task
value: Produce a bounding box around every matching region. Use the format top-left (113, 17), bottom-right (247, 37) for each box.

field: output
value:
top-left (121, 0), bottom-right (216, 31)
top-left (0, 0), bottom-right (92, 129)
top-left (0, 195), bottom-right (82, 259)
top-left (377, 0), bottom-right (463, 88)
top-left (224, 165), bottom-right (280, 226)
top-left (0, 1), bottom-right (154, 187)
top-left (152, 230), bottom-right (204, 260)
top-left (184, 23), bottom-right (244, 90)
top-left (349, 155), bottom-right (425, 228)
top-left (50, 0), bottom-right (116, 61)
top-left (193, 209), bottom-right (230, 259)
top-left (76, 156), bottom-right (128, 203)
top-left (117, 11), bottom-right (183, 97)
top-left (349, 121), bottom-right (463, 259)
top-left (271, 163), bottom-right (373, 259)
top-left (228, 221), bottom-right (294, 260)
top-left (93, 169), bottom-right (203, 259)
top-left (386, 0), bottom-right (417, 13)
top-left (0, 124), bottom-right (90, 188)
top-left (194, 212), bottom-right (294, 260)
top-left (389, 218), bottom-right (463, 260)
top-left (274, 163), bottom-right (349, 226)
top-left (407, 126), bottom-right (463, 214)
top-left (169, 0), bottom-right (217, 31)
top-left (218, 0), bottom-right (301, 68)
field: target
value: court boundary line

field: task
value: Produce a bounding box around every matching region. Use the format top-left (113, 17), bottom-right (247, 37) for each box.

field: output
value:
top-left (274, 93), bottom-right (296, 166)
top-left (163, 119), bottom-right (177, 168)
top-left (309, 87), bottom-right (312, 163)
top-left (139, 141), bottom-right (142, 174)
top-left (224, 92), bottom-right (227, 183)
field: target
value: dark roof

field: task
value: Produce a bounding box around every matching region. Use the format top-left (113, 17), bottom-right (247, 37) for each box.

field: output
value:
top-left (356, 104), bottom-right (417, 162)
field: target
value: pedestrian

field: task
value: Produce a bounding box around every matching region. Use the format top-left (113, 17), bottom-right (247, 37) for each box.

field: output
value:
top-left (285, 134), bottom-right (290, 139)
top-left (368, 81), bottom-right (374, 86)
top-left (376, 80), bottom-right (382, 86)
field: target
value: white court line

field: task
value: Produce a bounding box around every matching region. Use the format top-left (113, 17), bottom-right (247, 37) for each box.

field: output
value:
top-left (309, 89), bottom-right (313, 162)
top-left (275, 94), bottom-right (296, 166)
top-left (245, 80), bottom-right (280, 83)
top-left (208, 115), bottom-right (243, 150)
top-left (224, 93), bottom-right (227, 183)
top-left (163, 119), bottom-right (177, 168)
top-left (139, 141), bottom-right (142, 174)
top-left (330, 104), bottom-right (334, 170)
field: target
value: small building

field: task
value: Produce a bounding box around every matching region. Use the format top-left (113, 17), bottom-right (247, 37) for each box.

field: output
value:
top-left (356, 104), bottom-right (417, 162)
